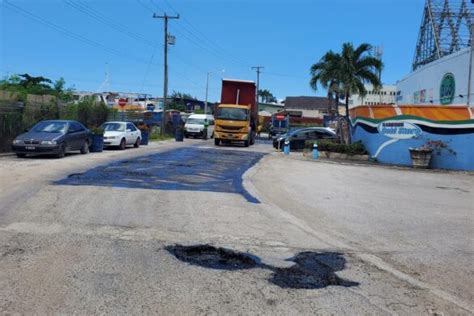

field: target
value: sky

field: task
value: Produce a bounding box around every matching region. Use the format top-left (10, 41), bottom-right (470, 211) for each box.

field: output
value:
top-left (0, 0), bottom-right (426, 102)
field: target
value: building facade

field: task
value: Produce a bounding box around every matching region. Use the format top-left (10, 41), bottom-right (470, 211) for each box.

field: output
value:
top-left (348, 85), bottom-right (397, 108)
top-left (396, 47), bottom-right (473, 106)
top-left (284, 96), bottom-right (345, 118)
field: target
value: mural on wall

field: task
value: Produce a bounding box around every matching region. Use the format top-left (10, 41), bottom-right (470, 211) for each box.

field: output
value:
top-left (350, 105), bottom-right (474, 171)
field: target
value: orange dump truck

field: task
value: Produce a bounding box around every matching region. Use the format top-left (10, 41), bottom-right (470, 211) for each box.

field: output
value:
top-left (214, 79), bottom-right (257, 147)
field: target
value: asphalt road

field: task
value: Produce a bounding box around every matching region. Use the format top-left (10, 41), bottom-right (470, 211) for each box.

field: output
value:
top-left (0, 138), bottom-right (472, 314)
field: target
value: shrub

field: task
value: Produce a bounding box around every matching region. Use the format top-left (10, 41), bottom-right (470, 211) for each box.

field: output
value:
top-left (59, 97), bottom-right (110, 128)
top-left (90, 127), bottom-right (104, 135)
top-left (306, 139), bottom-right (367, 155)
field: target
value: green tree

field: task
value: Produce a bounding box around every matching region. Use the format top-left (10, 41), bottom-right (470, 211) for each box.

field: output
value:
top-left (310, 51), bottom-right (344, 115)
top-left (258, 89), bottom-right (277, 103)
top-left (0, 74), bottom-right (75, 101)
top-left (170, 91), bottom-right (196, 100)
top-left (339, 43), bottom-right (383, 118)
top-left (310, 43), bottom-right (383, 119)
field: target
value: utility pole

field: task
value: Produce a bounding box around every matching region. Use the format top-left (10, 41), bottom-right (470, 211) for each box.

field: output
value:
top-left (153, 13), bottom-right (179, 135)
top-left (251, 66), bottom-right (264, 105)
top-left (467, 24), bottom-right (474, 107)
top-left (205, 72), bottom-right (211, 114)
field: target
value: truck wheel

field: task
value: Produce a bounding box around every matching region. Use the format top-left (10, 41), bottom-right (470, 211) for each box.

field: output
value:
top-left (244, 140), bottom-right (249, 147)
top-left (214, 138), bottom-right (220, 146)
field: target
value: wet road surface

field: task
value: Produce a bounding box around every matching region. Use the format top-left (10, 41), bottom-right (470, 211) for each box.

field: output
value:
top-left (56, 147), bottom-right (265, 203)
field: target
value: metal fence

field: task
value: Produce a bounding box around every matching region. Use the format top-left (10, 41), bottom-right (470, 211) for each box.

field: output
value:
top-left (0, 100), bottom-right (64, 152)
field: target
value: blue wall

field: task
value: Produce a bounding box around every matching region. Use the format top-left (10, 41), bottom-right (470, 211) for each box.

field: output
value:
top-left (352, 124), bottom-right (474, 171)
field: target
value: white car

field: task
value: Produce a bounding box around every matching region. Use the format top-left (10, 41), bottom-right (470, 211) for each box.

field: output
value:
top-left (184, 114), bottom-right (215, 138)
top-left (102, 121), bottom-right (142, 149)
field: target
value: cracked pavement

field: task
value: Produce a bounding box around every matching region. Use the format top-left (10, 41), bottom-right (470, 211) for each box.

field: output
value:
top-left (0, 139), bottom-right (472, 314)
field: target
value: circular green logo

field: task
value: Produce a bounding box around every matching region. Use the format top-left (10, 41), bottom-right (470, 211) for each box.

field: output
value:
top-left (440, 73), bottom-right (455, 105)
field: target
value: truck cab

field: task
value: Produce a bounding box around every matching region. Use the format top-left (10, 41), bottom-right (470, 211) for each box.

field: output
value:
top-left (214, 79), bottom-right (257, 147)
top-left (214, 104), bottom-right (254, 146)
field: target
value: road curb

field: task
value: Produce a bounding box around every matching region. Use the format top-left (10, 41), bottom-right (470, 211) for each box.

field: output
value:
top-left (277, 152), bottom-right (474, 175)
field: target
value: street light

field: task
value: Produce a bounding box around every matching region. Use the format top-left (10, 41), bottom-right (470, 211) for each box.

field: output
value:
top-left (205, 69), bottom-right (225, 114)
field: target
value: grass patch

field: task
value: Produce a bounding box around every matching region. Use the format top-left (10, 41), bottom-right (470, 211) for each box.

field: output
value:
top-left (149, 128), bottom-right (174, 141)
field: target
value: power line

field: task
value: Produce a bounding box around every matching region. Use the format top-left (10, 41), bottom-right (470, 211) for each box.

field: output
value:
top-left (2, 1), bottom-right (151, 65)
top-left (1, 1), bottom-right (206, 92)
top-left (162, 0), bottom-right (251, 67)
top-left (63, 0), bottom-right (155, 46)
top-left (143, 0), bottom-right (250, 69)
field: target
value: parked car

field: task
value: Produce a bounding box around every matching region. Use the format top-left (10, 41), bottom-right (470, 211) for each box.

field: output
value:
top-left (12, 120), bottom-right (91, 158)
top-left (101, 121), bottom-right (142, 149)
top-left (273, 127), bottom-right (337, 150)
top-left (184, 114), bottom-right (215, 138)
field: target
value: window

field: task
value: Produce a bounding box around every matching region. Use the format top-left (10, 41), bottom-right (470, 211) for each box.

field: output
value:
top-left (127, 123), bottom-right (137, 131)
top-left (216, 108), bottom-right (248, 121)
top-left (103, 123), bottom-right (125, 132)
top-left (69, 122), bottom-right (84, 133)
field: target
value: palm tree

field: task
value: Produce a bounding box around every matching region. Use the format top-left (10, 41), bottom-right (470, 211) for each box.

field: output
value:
top-left (309, 51), bottom-right (343, 115)
top-left (310, 43), bottom-right (383, 119)
top-left (339, 43), bottom-right (383, 118)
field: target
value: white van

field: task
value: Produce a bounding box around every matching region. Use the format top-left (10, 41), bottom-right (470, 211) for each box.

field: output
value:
top-left (184, 114), bottom-right (215, 138)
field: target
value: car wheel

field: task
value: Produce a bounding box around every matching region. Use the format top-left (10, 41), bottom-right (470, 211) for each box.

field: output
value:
top-left (16, 153), bottom-right (26, 158)
top-left (244, 140), bottom-right (249, 147)
top-left (214, 138), bottom-right (220, 146)
top-left (119, 138), bottom-right (126, 150)
top-left (134, 138), bottom-right (140, 148)
top-left (80, 140), bottom-right (89, 154)
top-left (56, 144), bottom-right (66, 158)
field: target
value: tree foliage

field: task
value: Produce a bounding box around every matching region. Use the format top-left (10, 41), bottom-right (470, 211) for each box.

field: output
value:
top-left (60, 96), bottom-right (110, 128)
top-left (0, 73), bottom-right (74, 101)
top-left (169, 90), bottom-right (197, 111)
top-left (258, 89), bottom-right (277, 103)
top-left (309, 43), bottom-right (383, 118)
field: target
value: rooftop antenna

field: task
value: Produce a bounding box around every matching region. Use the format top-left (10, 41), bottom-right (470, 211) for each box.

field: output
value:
top-left (97, 62), bottom-right (111, 93)
top-left (373, 45), bottom-right (384, 82)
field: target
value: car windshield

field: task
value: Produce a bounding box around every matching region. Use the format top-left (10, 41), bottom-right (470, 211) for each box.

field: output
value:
top-left (102, 123), bottom-right (125, 131)
top-left (216, 108), bottom-right (248, 121)
top-left (186, 118), bottom-right (205, 125)
top-left (31, 121), bottom-right (68, 133)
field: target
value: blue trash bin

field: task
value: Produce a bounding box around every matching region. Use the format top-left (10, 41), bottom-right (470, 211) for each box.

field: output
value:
top-left (90, 134), bottom-right (104, 152)
top-left (140, 131), bottom-right (149, 145)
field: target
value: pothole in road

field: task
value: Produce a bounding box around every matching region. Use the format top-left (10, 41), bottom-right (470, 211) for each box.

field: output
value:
top-left (1, 246), bottom-right (25, 257)
top-left (165, 244), bottom-right (259, 270)
top-left (165, 244), bottom-right (359, 289)
top-left (268, 252), bottom-right (359, 289)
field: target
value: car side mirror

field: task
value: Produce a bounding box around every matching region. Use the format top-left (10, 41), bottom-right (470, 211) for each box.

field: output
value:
top-left (126, 129), bottom-right (132, 132)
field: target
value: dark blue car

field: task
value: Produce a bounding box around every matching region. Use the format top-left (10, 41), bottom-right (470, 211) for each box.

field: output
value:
top-left (12, 120), bottom-right (91, 158)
